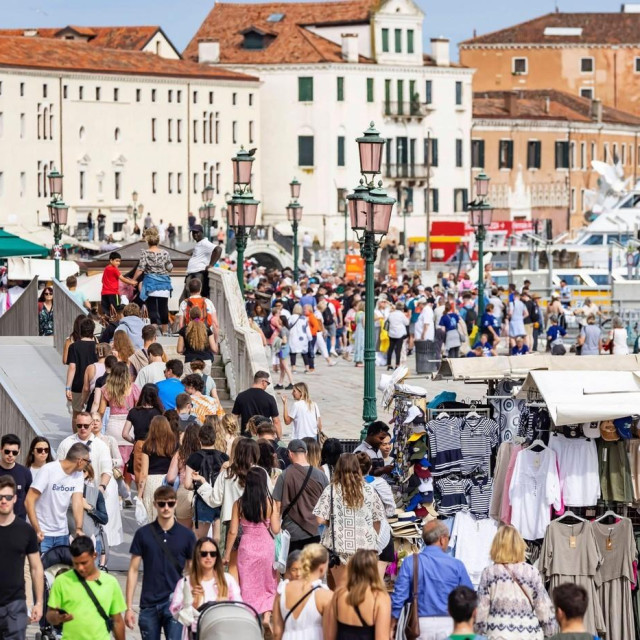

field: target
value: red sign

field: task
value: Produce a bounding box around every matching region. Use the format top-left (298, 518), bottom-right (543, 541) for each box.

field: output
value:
top-left (388, 259), bottom-right (397, 278)
top-left (345, 255), bottom-right (364, 282)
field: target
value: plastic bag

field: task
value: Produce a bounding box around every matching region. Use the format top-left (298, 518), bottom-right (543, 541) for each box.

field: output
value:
top-left (273, 529), bottom-right (291, 573)
top-left (134, 496), bottom-right (148, 526)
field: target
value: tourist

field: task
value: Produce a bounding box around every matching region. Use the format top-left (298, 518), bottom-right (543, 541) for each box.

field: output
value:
top-left (65, 317), bottom-right (98, 428)
top-left (232, 370), bottom-right (281, 437)
top-left (25, 443), bottom-right (89, 553)
top-left (114, 303), bottom-right (146, 350)
top-left (390, 520), bottom-right (473, 640)
top-left (323, 549), bottom-right (391, 640)
top-left (511, 335), bottom-right (530, 356)
top-left (225, 467), bottom-right (280, 630)
top-left (272, 543), bottom-right (332, 640)
top-left (25, 436), bottom-right (53, 482)
top-left (0, 434), bottom-right (31, 519)
top-left (288, 303), bottom-right (312, 373)
top-left (189, 359), bottom-right (222, 404)
top-left (101, 252), bottom-right (136, 315)
top-left (178, 277), bottom-right (219, 339)
top-left (386, 301), bottom-right (410, 370)
top-left (182, 224), bottom-right (222, 300)
top-left (126, 486), bottom-right (196, 640)
top-left (82, 343), bottom-right (111, 410)
top-left (550, 583), bottom-right (591, 640)
top-left (256, 422), bottom-right (289, 468)
top-left (175, 393), bottom-right (201, 431)
top-left (138, 416), bottom-right (178, 522)
top-left (272, 313), bottom-right (295, 391)
top-left (273, 439), bottom-right (328, 553)
top-left (354, 421), bottom-right (392, 475)
top-left (303, 438), bottom-right (322, 469)
top-left (379, 433), bottom-right (394, 467)
top-left (75, 463), bottom-right (109, 562)
top-left (170, 537), bottom-right (241, 638)
top-left (129, 324), bottom-right (160, 377)
top-left (37, 286), bottom-right (54, 336)
top-left (178, 306), bottom-right (217, 375)
top-left (182, 373), bottom-right (225, 421)
top-left (112, 329), bottom-right (136, 364)
top-left (480, 302), bottom-right (501, 347)
top-left (156, 359), bottom-right (186, 410)
top-left (474, 525), bottom-right (556, 639)
top-left (374, 296), bottom-right (390, 366)
top-left (313, 453), bottom-right (385, 588)
top-left (66, 274), bottom-right (91, 310)
top-left (577, 315), bottom-right (602, 355)
top-left (166, 423), bottom-right (201, 529)
top-left (320, 438), bottom-right (342, 482)
top-left (447, 586), bottom-right (487, 640)
top-left (353, 301), bottom-right (366, 367)
top-left (90, 354), bottom-right (117, 413)
top-left (281, 382), bottom-right (322, 440)
top-left (284, 550), bottom-right (302, 581)
top-left (547, 315), bottom-right (567, 356)
top-left (62, 314), bottom-right (88, 365)
top-left (560, 279), bottom-right (571, 307)
top-left (607, 316), bottom-right (629, 355)
top-left (440, 302), bottom-right (465, 359)
top-left (508, 291), bottom-right (528, 347)
top-left (135, 343), bottom-right (167, 386)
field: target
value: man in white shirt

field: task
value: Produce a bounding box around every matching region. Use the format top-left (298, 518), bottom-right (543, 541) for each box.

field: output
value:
top-left (24, 443), bottom-right (89, 553)
top-left (135, 343), bottom-right (167, 387)
top-left (157, 219), bottom-right (167, 243)
top-left (182, 224), bottom-right (222, 301)
top-left (414, 297), bottom-right (435, 342)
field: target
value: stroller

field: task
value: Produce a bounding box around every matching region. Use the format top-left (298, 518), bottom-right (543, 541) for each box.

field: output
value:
top-left (196, 601), bottom-right (263, 640)
top-left (35, 545), bottom-right (73, 640)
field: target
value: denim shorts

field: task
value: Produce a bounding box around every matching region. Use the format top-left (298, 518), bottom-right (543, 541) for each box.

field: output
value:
top-left (193, 497), bottom-right (220, 524)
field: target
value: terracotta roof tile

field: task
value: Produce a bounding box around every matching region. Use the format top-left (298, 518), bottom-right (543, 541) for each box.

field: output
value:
top-left (183, 0), bottom-right (377, 64)
top-left (0, 35), bottom-right (258, 82)
top-left (461, 12), bottom-right (640, 46)
top-left (473, 89), bottom-right (640, 126)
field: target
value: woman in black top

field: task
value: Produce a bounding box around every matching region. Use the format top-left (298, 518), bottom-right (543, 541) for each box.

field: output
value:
top-left (177, 306), bottom-right (217, 372)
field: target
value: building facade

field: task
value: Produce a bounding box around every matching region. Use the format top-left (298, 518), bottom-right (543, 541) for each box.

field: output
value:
top-left (0, 30), bottom-right (260, 240)
top-left (184, 0), bottom-right (474, 247)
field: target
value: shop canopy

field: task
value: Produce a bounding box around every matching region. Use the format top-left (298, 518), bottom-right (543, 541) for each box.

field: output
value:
top-left (7, 257), bottom-right (79, 281)
top-left (435, 354), bottom-right (640, 382)
top-left (516, 370), bottom-right (640, 426)
top-left (0, 229), bottom-right (49, 258)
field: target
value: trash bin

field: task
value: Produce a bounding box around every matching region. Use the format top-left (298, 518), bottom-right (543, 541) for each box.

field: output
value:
top-left (414, 340), bottom-right (440, 374)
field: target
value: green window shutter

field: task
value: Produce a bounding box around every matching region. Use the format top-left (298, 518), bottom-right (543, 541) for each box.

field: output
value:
top-left (384, 79), bottom-right (391, 115)
top-left (425, 80), bottom-right (432, 104)
top-left (337, 77), bottom-right (344, 101)
top-left (432, 138), bottom-right (439, 167)
top-left (298, 136), bottom-right (314, 166)
top-left (298, 77), bottom-right (313, 102)
top-left (367, 78), bottom-right (374, 103)
top-left (337, 136), bottom-right (345, 166)
top-left (432, 189), bottom-right (439, 213)
top-left (395, 29), bottom-right (402, 53)
top-left (407, 30), bottom-right (414, 54)
top-left (382, 29), bottom-right (389, 52)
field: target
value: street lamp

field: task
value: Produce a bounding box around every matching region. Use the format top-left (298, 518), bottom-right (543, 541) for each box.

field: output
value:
top-left (467, 171), bottom-right (493, 325)
top-left (287, 178), bottom-right (303, 282)
top-left (337, 188), bottom-right (348, 257)
top-left (47, 168), bottom-right (66, 280)
top-left (348, 123), bottom-right (395, 431)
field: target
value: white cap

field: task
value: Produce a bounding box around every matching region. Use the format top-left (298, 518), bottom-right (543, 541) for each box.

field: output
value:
top-left (582, 422), bottom-right (600, 439)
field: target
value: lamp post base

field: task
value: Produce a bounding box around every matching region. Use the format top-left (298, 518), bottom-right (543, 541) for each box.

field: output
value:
top-left (235, 229), bottom-right (248, 296)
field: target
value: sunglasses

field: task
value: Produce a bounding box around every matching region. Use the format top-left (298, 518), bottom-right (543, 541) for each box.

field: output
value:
top-left (44, 292), bottom-right (53, 296)
top-left (199, 551), bottom-right (217, 558)
top-left (156, 500), bottom-right (176, 508)
top-left (35, 447), bottom-right (50, 454)
top-left (76, 424), bottom-right (92, 430)
top-left (3, 449), bottom-right (19, 456)
top-left (0, 494), bottom-right (15, 502)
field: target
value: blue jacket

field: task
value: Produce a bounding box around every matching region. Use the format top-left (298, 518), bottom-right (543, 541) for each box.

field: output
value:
top-left (140, 273), bottom-right (172, 302)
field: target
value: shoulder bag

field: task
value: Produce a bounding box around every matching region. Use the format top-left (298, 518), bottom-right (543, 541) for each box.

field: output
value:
top-left (73, 569), bottom-right (114, 633)
top-left (502, 564), bottom-right (534, 610)
top-left (403, 553), bottom-right (421, 640)
top-left (282, 585), bottom-right (321, 626)
top-left (325, 485), bottom-right (341, 568)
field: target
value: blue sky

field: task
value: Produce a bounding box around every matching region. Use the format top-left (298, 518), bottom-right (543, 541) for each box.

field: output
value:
top-left (2, 0), bottom-right (627, 56)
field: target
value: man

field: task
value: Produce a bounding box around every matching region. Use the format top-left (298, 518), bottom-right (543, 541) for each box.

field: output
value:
top-left (57, 412), bottom-right (112, 494)
top-left (391, 521), bottom-right (473, 640)
top-left (66, 275), bottom-right (91, 310)
top-left (167, 223), bottom-right (176, 250)
top-left (114, 303), bottom-right (146, 350)
top-left (176, 393), bottom-right (201, 431)
top-left (232, 370), bottom-right (281, 437)
top-left (47, 535), bottom-right (125, 640)
top-left (97, 210), bottom-right (106, 242)
top-left (178, 277), bottom-right (219, 339)
top-left (414, 297), bottom-right (435, 343)
top-left (182, 374), bottom-right (224, 421)
top-left (25, 443), bottom-right (89, 553)
top-left (0, 475), bottom-right (44, 639)
top-left (273, 439), bottom-right (328, 552)
top-left (158, 218), bottom-right (167, 243)
top-left (560, 279), bottom-right (571, 308)
top-left (126, 486), bottom-right (195, 640)
top-left (129, 324), bottom-right (159, 377)
top-left (446, 586), bottom-right (487, 640)
top-left (299, 287), bottom-right (316, 310)
top-left (101, 252), bottom-right (136, 315)
top-left (550, 583), bottom-right (591, 639)
top-left (65, 318), bottom-right (98, 428)
top-left (182, 224), bottom-right (223, 301)
top-left (144, 212), bottom-right (153, 230)
top-left (0, 434), bottom-right (32, 519)
top-left (522, 290), bottom-right (535, 349)
top-left (135, 343), bottom-right (166, 387)
top-left (156, 360), bottom-right (185, 410)
top-left (354, 422), bottom-right (392, 475)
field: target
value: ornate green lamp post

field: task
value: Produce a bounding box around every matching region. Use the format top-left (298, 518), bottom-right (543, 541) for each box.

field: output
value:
top-left (47, 169), bottom-right (67, 281)
top-left (287, 178), bottom-right (302, 282)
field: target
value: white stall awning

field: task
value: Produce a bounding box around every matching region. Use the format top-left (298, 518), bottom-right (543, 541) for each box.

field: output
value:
top-left (8, 257), bottom-right (79, 281)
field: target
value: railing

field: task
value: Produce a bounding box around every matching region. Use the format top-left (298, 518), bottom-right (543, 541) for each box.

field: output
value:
top-left (383, 101), bottom-right (430, 118)
top-left (384, 164), bottom-right (431, 180)
top-left (0, 277), bottom-right (39, 337)
top-left (53, 279), bottom-right (88, 356)
top-left (208, 267), bottom-right (270, 399)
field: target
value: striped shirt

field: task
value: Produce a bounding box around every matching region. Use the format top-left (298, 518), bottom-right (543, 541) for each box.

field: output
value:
top-left (467, 476), bottom-right (493, 519)
top-left (459, 417), bottom-right (499, 474)
top-left (427, 417), bottom-right (463, 476)
top-left (435, 476), bottom-right (470, 516)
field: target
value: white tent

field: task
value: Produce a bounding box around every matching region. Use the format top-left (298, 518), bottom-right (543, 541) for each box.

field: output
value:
top-left (516, 370), bottom-right (640, 426)
top-left (8, 257), bottom-right (79, 281)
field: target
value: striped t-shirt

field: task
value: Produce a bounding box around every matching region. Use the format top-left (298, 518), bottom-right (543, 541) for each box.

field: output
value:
top-left (427, 417), bottom-right (463, 476)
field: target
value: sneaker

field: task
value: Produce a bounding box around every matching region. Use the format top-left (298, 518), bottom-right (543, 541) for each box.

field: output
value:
top-left (285, 384), bottom-right (294, 390)
top-left (124, 496), bottom-right (133, 508)
top-left (330, 351), bottom-right (339, 357)
top-left (274, 384), bottom-right (284, 390)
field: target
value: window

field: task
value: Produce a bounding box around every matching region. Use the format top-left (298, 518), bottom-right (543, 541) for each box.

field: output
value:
top-left (78, 86), bottom-right (83, 100)
top-left (79, 126), bottom-right (85, 141)
top-left (394, 28), bottom-right (402, 53)
top-left (177, 90), bottom-right (182, 103)
top-left (193, 120), bottom-right (198, 143)
top-left (168, 89), bottom-right (173, 102)
top-left (136, 88), bottom-right (141, 102)
top-left (168, 172), bottom-right (173, 194)
top-left (455, 139), bottom-right (463, 168)
top-left (570, 187), bottom-right (576, 212)
top-left (193, 90), bottom-right (198, 103)
top-left (454, 188), bottom-right (468, 212)
top-left (580, 142), bottom-right (586, 169)
top-left (367, 78), bottom-right (374, 103)
top-left (177, 119), bottom-right (182, 143)
top-left (232, 121), bottom-right (237, 144)
top-left (455, 81), bottom-right (463, 106)
top-left (580, 57), bottom-right (594, 73)
top-left (177, 173), bottom-right (183, 194)
top-left (555, 140), bottom-right (570, 169)
top-left (114, 127), bottom-right (120, 142)
top-left (43, 84), bottom-right (47, 98)
top-left (622, 143), bottom-right (627, 165)
top-left (114, 172), bottom-right (121, 199)
top-left (151, 89), bottom-right (156, 102)
top-left (604, 142), bottom-right (610, 163)
top-left (471, 139), bottom-right (485, 169)
top-left (79, 171), bottom-right (85, 199)
top-left (20, 82), bottom-right (24, 97)
top-left (512, 57), bottom-right (528, 74)
top-left (96, 87), bottom-right (101, 101)
top-left (209, 91), bottom-right (213, 104)
top-left (407, 29), bottom-right (414, 54)
top-left (499, 139), bottom-right (514, 169)
top-left (193, 172), bottom-right (199, 194)
top-left (424, 188), bottom-right (439, 213)
top-left (298, 77), bottom-right (313, 101)
top-left (592, 142), bottom-right (597, 163)
top-left (63, 85), bottom-right (67, 99)
top-left (424, 137), bottom-right (438, 167)
top-left (337, 136), bottom-right (345, 166)
top-left (298, 135), bottom-right (314, 166)
top-left (580, 87), bottom-right (594, 99)
top-left (249, 121), bottom-right (254, 144)
top-left (527, 140), bottom-right (541, 169)
top-left (20, 114), bottom-right (25, 139)
top-left (337, 77), bottom-right (344, 101)
top-left (249, 93), bottom-right (254, 106)
top-left (20, 172), bottom-right (25, 198)
top-left (425, 80), bottom-right (433, 105)
top-left (152, 172), bottom-right (157, 194)
top-left (232, 93), bottom-right (237, 105)
top-left (382, 28), bottom-right (389, 52)
top-left (113, 88), bottom-right (119, 102)
top-left (151, 118), bottom-right (156, 142)
top-left (635, 57), bottom-right (640, 73)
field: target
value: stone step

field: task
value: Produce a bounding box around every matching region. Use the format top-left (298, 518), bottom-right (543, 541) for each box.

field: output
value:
top-left (217, 389), bottom-right (231, 401)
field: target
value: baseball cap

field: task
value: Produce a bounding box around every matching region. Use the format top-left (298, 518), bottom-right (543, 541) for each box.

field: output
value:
top-left (287, 439), bottom-right (308, 453)
top-left (614, 416), bottom-right (634, 439)
top-left (562, 424), bottom-right (581, 439)
top-left (191, 224), bottom-right (204, 233)
top-left (599, 420), bottom-right (619, 442)
top-left (581, 422), bottom-right (600, 439)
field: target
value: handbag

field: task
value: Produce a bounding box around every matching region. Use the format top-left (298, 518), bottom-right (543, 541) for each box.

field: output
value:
top-left (73, 570), bottom-right (114, 633)
top-left (403, 553), bottom-right (421, 640)
top-left (326, 485), bottom-right (341, 568)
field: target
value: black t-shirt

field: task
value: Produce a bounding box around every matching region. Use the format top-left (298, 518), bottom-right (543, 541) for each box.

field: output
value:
top-left (126, 407), bottom-right (162, 441)
top-left (186, 449), bottom-right (229, 484)
top-left (0, 517), bottom-right (38, 606)
top-left (0, 464), bottom-right (32, 519)
top-left (144, 452), bottom-right (173, 475)
top-left (178, 326), bottom-right (214, 363)
top-left (232, 387), bottom-right (279, 433)
top-left (67, 340), bottom-right (98, 392)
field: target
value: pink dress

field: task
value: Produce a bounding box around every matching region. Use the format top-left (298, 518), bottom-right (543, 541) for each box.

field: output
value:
top-left (237, 519), bottom-right (276, 614)
top-left (102, 384), bottom-right (141, 466)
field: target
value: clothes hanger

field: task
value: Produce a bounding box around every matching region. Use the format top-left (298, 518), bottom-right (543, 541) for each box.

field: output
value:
top-left (594, 510), bottom-right (621, 524)
top-left (524, 438), bottom-right (547, 451)
top-left (555, 510), bottom-right (586, 523)
top-left (436, 411), bottom-right (449, 419)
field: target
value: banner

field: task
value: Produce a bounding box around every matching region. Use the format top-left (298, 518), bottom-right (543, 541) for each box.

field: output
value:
top-left (345, 255), bottom-right (364, 282)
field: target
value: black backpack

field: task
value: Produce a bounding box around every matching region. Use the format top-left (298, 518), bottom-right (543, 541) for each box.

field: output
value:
top-left (197, 449), bottom-right (228, 488)
top-left (322, 306), bottom-right (334, 327)
top-left (262, 319), bottom-right (274, 340)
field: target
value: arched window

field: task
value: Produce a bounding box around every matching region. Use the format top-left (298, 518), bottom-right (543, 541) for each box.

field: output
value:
top-left (114, 127), bottom-right (120, 141)
top-left (42, 107), bottom-right (48, 140)
top-left (79, 126), bottom-right (85, 141)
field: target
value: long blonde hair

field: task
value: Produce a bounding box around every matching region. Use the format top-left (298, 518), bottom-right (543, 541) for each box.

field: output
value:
top-left (113, 331), bottom-right (135, 362)
top-left (105, 361), bottom-right (132, 408)
top-left (303, 438), bottom-right (321, 468)
top-left (345, 549), bottom-right (385, 607)
top-left (490, 525), bottom-right (527, 564)
top-left (221, 413), bottom-right (239, 439)
top-left (185, 306), bottom-right (208, 352)
top-left (203, 415), bottom-right (227, 452)
top-left (333, 453), bottom-right (364, 508)
top-left (293, 382), bottom-right (313, 409)
top-left (300, 543), bottom-right (328, 579)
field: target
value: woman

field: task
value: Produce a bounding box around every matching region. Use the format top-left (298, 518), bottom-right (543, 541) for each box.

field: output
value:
top-left (439, 302), bottom-right (464, 359)
top-left (303, 304), bottom-right (320, 373)
top-left (252, 303), bottom-right (268, 332)
top-left (288, 304), bottom-right (312, 373)
top-left (82, 343), bottom-right (112, 410)
top-left (189, 359), bottom-right (221, 405)
top-left (133, 227), bottom-right (173, 335)
top-left (167, 423), bottom-right (201, 529)
top-left (219, 414), bottom-right (240, 457)
top-left (323, 549), bottom-right (391, 640)
top-left (90, 354), bottom-right (117, 414)
top-left (321, 438), bottom-right (342, 482)
top-left (225, 467), bottom-right (280, 629)
top-left (258, 438), bottom-right (282, 483)
top-left (379, 434), bottom-right (393, 468)
top-left (385, 302), bottom-right (410, 371)
top-left (177, 306), bottom-right (217, 375)
top-left (72, 463), bottom-right (109, 563)
top-left (122, 383), bottom-right (163, 480)
top-left (272, 543), bottom-right (333, 640)
top-left (62, 314), bottom-right (88, 364)
top-left (475, 525), bottom-right (556, 640)
top-left (374, 296), bottom-right (390, 367)
top-left (303, 438), bottom-right (322, 469)
top-left (38, 286), bottom-right (54, 336)
top-left (315, 300), bottom-right (337, 367)
top-left (578, 314), bottom-right (602, 355)
top-left (508, 291), bottom-right (528, 345)
top-left (112, 330), bottom-right (135, 364)
top-left (313, 453), bottom-right (385, 588)
top-left (170, 537), bottom-right (241, 640)
top-left (480, 303), bottom-right (501, 347)
top-left (281, 382), bottom-right (322, 440)
top-left (26, 436), bottom-right (53, 482)
top-left (353, 301), bottom-right (366, 368)
top-left (138, 415), bottom-right (178, 521)
top-left (284, 550), bottom-right (302, 581)
top-left (608, 315), bottom-right (629, 355)
top-left (273, 318), bottom-right (295, 391)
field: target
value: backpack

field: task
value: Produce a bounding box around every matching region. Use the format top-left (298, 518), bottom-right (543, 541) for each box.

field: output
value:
top-left (197, 449), bottom-right (228, 488)
top-left (185, 297), bottom-right (213, 328)
top-left (322, 305), bottom-right (335, 326)
top-left (262, 319), bottom-right (275, 340)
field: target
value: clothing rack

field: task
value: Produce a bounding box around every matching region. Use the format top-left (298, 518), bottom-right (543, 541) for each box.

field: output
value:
top-left (427, 405), bottom-right (492, 421)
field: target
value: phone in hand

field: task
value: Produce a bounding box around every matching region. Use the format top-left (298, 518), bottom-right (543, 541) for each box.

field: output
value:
top-left (57, 608), bottom-right (68, 615)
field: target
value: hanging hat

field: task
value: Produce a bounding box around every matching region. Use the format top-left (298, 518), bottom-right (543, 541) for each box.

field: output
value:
top-left (581, 422), bottom-right (600, 439)
top-left (599, 420), bottom-right (619, 442)
top-left (403, 406), bottom-right (425, 425)
top-left (614, 416), bottom-right (634, 439)
top-left (562, 424), bottom-right (581, 439)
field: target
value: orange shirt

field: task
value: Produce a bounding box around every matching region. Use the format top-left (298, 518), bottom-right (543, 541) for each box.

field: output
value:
top-left (306, 312), bottom-right (321, 337)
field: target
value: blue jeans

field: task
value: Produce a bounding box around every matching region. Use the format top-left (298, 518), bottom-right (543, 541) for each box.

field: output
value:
top-left (139, 599), bottom-right (182, 640)
top-left (40, 535), bottom-right (69, 554)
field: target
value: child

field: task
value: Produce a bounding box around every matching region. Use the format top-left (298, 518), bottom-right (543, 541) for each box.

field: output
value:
top-left (101, 252), bottom-right (136, 314)
top-left (447, 586), bottom-right (487, 640)
top-left (550, 583), bottom-right (594, 639)
top-left (66, 275), bottom-right (91, 310)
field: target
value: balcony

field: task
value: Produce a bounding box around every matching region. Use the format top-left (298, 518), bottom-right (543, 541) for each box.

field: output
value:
top-left (383, 101), bottom-right (431, 121)
top-left (384, 163), bottom-right (431, 184)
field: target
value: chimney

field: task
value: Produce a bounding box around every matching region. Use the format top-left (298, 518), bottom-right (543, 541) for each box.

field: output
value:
top-left (198, 39), bottom-right (220, 64)
top-left (505, 91), bottom-right (518, 117)
top-left (430, 37), bottom-right (450, 66)
top-left (591, 98), bottom-right (603, 123)
top-left (341, 33), bottom-right (359, 63)
top-left (545, 96), bottom-right (551, 115)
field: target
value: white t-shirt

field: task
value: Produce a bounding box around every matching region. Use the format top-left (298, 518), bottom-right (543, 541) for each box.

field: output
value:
top-left (414, 306), bottom-right (435, 341)
top-left (57, 435), bottom-right (112, 485)
top-left (288, 400), bottom-right (320, 439)
top-left (450, 511), bottom-right (497, 587)
top-left (136, 361), bottom-right (167, 387)
top-left (32, 461), bottom-right (84, 536)
top-left (386, 310), bottom-right (410, 339)
top-left (187, 239), bottom-right (216, 273)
